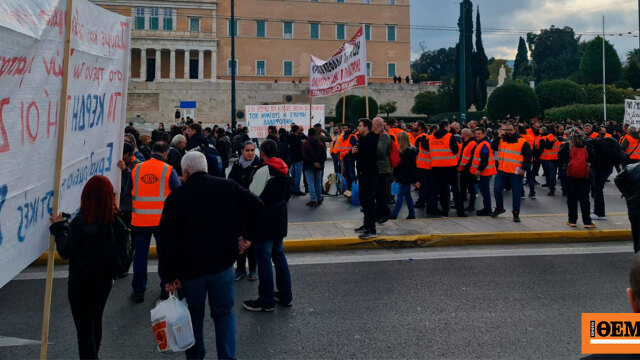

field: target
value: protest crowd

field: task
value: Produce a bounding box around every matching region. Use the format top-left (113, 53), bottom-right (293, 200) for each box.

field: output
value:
top-left (48, 113), bottom-right (640, 359)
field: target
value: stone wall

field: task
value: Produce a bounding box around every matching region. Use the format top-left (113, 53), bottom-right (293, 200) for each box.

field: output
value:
top-left (126, 81), bottom-right (438, 125)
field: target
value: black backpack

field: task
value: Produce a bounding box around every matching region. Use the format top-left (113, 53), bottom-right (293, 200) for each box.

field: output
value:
top-left (82, 216), bottom-right (132, 279)
top-left (195, 144), bottom-right (224, 177)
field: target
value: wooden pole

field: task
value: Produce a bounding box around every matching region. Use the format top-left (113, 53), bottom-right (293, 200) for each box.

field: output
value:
top-left (365, 85), bottom-right (370, 119)
top-left (40, 0), bottom-right (73, 358)
top-left (309, 91), bottom-right (313, 130)
top-left (341, 91), bottom-right (346, 124)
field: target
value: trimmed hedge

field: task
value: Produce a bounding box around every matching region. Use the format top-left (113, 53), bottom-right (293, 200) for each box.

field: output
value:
top-left (335, 95), bottom-right (360, 124)
top-left (582, 84), bottom-right (635, 105)
top-left (487, 82), bottom-right (541, 120)
top-left (544, 104), bottom-right (625, 123)
top-left (348, 96), bottom-right (378, 125)
top-left (429, 111), bottom-right (488, 123)
top-left (536, 80), bottom-right (585, 110)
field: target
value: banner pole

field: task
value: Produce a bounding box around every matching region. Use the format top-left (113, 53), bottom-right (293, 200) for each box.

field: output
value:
top-left (365, 85), bottom-right (370, 119)
top-left (342, 90), bottom-right (346, 124)
top-left (40, 0), bottom-right (73, 358)
top-left (309, 91), bottom-right (313, 130)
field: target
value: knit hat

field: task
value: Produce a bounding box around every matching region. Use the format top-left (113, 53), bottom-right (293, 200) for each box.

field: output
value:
top-left (565, 127), bottom-right (585, 142)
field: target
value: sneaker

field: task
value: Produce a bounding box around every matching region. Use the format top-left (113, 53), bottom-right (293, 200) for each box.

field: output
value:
top-left (546, 190), bottom-right (555, 196)
top-left (476, 209), bottom-right (492, 216)
top-left (406, 215), bottom-right (416, 219)
top-left (354, 225), bottom-right (368, 234)
top-left (305, 201), bottom-right (318, 207)
top-left (234, 272), bottom-right (247, 281)
top-left (513, 212), bottom-right (521, 223)
top-left (248, 271), bottom-right (258, 281)
top-left (378, 216), bottom-right (390, 224)
top-left (520, 192), bottom-right (526, 199)
top-left (243, 299), bottom-right (274, 312)
top-left (274, 291), bottom-right (293, 307)
top-left (584, 223), bottom-right (597, 229)
top-left (590, 214), bottom-right (607, 220)
top-left (359, 230), bottom-right (377, 240)
top-left (491, 208), bottom-right (506, 218)
top-left (567, 222), bottom-right (577, 227)
top-left (528, 193), bottom-right (536, 200)
top-left (131, 291), bottom-right (144, 304)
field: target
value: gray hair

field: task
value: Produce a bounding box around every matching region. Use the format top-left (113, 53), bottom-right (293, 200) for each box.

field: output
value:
top-left (171, 134), bottom-right (186, 147)
top-left (181, 151), bottom-right (208, 174)
top-left (461, 128), bottom-right (472, 137)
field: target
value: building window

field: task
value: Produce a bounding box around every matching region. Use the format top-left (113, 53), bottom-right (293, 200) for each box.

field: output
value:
top-left (283, 61), bottom-right (292, 76)
top-left (362, 0), bottom-right (371, 3)
top-left (256, 21), bottom-right (266, 38)
top-left (310, 23), bottom-right (319, 39)
top-left (337, 0), bottom-right (344, 2)
top-left (364, 24), bottom-right (371, 41)
top-left (189, 18), bottom-right (200, 32)
top-left (283, 22), bottom-right (293, 39)
top-left (387, 63), bottom-right (396, 78)
top-left (227, 19), bottom-right (237, 36)
top-left (336, 24), bottom-right (345, 40)
top-left (227, 59), bottom-right (238, 76)
top-left (163, 8), bottom-right (173, 30)
top-left (387, 25), bottom-right (396, 41)
top-left (149, 8), bottom-right (159, 30)
top-left (366, 62), bottom-right (371, 77)
top-left (387, 0), bottom-right (395, 4)
top-left (135, 7), bottom-right (145, 30)
top-left (256, 60), bottom-right (266, 76)
top-left (311, 0), bottom-right (318, 2)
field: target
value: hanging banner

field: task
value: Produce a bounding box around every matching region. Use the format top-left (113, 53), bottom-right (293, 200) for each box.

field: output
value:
top-left (245, 104), bottom-right (325, 138)
top-left (624, 99), bottom-right (640, 127)
top-left (0, 0), bottom-right (130, 288)
top-left (309, 25), bottom-right (367, 97)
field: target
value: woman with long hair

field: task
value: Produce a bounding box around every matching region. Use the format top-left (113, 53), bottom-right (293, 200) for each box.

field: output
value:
top-left (389, 131), bottom-right (418, 219)
top-left (49, 175), bottom-right (127, 359)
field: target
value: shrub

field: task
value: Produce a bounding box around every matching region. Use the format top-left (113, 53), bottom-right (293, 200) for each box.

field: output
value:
top-left (411, 91), bottom-right (446, 116)
top-left (536, 80), bottom-right (584, 110)
top-left (544, 104), bottom-right (625, 123)
top-left (487, 82), bottom-right (541, 120)
top-left (348, 96), bottom-right (378, 125)
top-left (429, 111), bottom-right (487, 124)
top-left (615, 79), bottom-right (631, 89)
top-left (379, 101), bottom-right (398, 117)
top-left (582, 84), bottom-right (635, 105)
top-left (335, 94), bottom-right (360, 124)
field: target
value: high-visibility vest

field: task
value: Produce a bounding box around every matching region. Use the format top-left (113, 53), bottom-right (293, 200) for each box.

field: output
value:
top-left (429, 133), bottom-right (458, 167)
top-left (497, 138), bottom-right (526, 174)
top-left (589, 132), bottom-right (612, 139)
top-left (627, 137), bottom-right (640, 160)
top-left (540, 134), bottom-right (561, 161)
top-left (339, 133), bottom-right (356, 160)
top-left (415, 133), bottom-right (431, 170)
top-left (388, 128), bottom-right (402, 144)
top-left (408, 132), bottom-right (416, 147)
top-left (131, 158), bottom-right (173, 227)
top-left (522, 133), bottom-right (535, 149)
top-left (330, 133), bottom-right (344, 155)
top-left (458, 140), bottom-right (477, 171)
top-left (620, 134), bottom-right (631, 145)
top-left (470, 141), bottom-right (497, 176)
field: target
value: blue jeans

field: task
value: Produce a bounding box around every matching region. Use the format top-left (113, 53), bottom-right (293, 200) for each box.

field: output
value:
top-left (255, 237), bottom-right (292, 307)
top-left (289, 161), bottom-right (303, 192)
top-left (525, 163), bottom-right (536, 195)
top-left (592, 166), bottom-right (613, 217)
top-left (494, 171), bottom-right (523, 213)
top-left (132, 229), bottom-right (163, 293)
top-left (478, 175), bottom-right (492, 211)
top-left (541, 160), bottom-right (557, 190)
top-left (179, 267), bottom-right (236, 360)
top-left (391, 184), bottom-right (415, 218)
top-left (342, 157), bottom-right (357, 190)
top-left (305, 169), bottom-right (323, 202)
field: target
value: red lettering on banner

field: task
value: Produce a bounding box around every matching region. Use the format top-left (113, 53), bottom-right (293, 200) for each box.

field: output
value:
top-left (45, 89), bottom-right (58, 139)
top-left (0, 98), bottom-right (10, 154)
top-left (107, 92), bottom-right (122, 123)
top-left (21, 101), bottom-right (40, 146)
top-left (100, 22), bottom-right (128, 55)
top-left (71, 8), bottom-right (84, 42)
top-left (43, 50), bottom-right (63, 78)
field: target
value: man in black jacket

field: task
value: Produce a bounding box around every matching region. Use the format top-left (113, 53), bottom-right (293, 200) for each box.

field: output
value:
top-left (615, 163), bottom-right (640, 252)
top-left (352, 119), bottom-right (379, 239)
top-left (288, 124), bottom-right (305, 196)
top-left (159, 152), bottom-right (263, 360)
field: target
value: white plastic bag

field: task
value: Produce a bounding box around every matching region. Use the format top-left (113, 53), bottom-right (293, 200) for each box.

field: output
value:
top-left (150, 293), bottom-right (195, 353)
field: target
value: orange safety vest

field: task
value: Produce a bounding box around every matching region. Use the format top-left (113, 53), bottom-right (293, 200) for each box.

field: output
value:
top-left (429, 133), bottom-right (458, 167)
top-left (497, 138), bottom-right (526, 174)
top-left (539, 134), bottom-right (561, 161)
top-left (620, 134), bottom-right (631, 145)
top-left (522, 133), bottom-right (534, 149)
top-left (627, 137), bottom-right (640, 160)
top-left (131, 158), bottom-right (173, 227)
top-left (415, 133), bottom-right (431, 170)
top-left (408, 132), bottom-right (417, 147)
top-left (589, 132), bottom-right (611, 139)
top-left (470, 141), bottom-right (497, 176)
top-left (458, 140), bottom-right (477, 171)
top-left (339, 133), bottom-right (356, 160)
top-left (388, 128), bottom-right (402, 144)
top-left (330, 133), bottom-right (344, 155)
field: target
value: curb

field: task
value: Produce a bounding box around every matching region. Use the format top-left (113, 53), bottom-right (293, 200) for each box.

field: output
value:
top-left (32, 229), bottom-right (631, 266)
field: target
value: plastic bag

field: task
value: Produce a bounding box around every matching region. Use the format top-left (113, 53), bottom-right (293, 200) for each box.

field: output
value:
top-left (391, 181), bottom-right (400, 196)
top-left (150, 293), bottom-right (195, 353)
top-left (350, 181), bottom-right (360, 205)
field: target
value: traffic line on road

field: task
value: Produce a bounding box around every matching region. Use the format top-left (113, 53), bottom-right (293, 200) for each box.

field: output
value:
top-left (0, 336), bottom-right (42, 347)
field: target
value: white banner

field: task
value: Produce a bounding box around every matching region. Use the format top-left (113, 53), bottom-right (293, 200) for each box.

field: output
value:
top-left (245, 104), bottom-right (325, 138)
top-left (309, 25), bottom-right (367, 98)
top-left (0, 0), bottom-right (130, 288)
top-left (624, 99), bottom-right (640, 127)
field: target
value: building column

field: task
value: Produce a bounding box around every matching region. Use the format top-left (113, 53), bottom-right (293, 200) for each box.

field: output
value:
top-left (140, 48), bottom-right (146, 80)
top-left (169, 49), bottom-right (175, 79)
top-left (210, 49), bottom-right (216, 81)
top-left (184, 50), bottom-right (189, 79)
top-left (155, 49), bottom-right (161, 81)
top-left (198, 50), bottom-right (204, 80)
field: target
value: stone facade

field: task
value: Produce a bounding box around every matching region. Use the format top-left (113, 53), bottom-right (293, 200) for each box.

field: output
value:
top-left (126, 81), bottom-right (438, 125)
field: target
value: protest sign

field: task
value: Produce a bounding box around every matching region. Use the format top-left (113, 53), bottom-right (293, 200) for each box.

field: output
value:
top-left (309, 25), bottom-right (367, 97)
top-left (624, 99), bottom-right (640, 127)
top-left (0, 0), bottom-right (130, 289)
top-left (245, 104), bottom-right (325, 138)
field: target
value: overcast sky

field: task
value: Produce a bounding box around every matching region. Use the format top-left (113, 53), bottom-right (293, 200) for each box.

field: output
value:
top-left (410, 0), bottom-right (640, 61)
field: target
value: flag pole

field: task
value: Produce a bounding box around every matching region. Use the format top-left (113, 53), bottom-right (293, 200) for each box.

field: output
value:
top-left (342, 90), bottom-right (347, 124)
top-left (309, 92), bottom-right (313, 130)
top-left (603, 15), bottom-right (607, 121)
top-left (40, 0), bottom-right (73, 358)
top-left (365, 86), bottom-right (369, 119)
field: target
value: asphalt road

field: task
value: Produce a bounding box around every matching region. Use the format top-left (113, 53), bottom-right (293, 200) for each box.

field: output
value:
top-left (0, 242), bottom-right (636, 359)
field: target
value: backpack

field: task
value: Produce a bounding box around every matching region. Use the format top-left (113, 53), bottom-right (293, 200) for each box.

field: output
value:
top-left (388, 140), bottom-right (401, 168)
top-left (83, 216), bottom-right (132, 278)
top-left (590, 137), bottom-right (626, 167)
top-left (567, 146), bottom-right (590, 179)
top-left (232, 134), bottom-right (244, 151)
top-left (195, 144), bottom-right (224, 177)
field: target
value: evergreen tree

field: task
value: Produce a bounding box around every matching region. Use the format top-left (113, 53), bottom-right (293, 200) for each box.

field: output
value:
top-left (454, 0), bottom-right (474, 112)
top-left (471, 6), bottom-right (489, 110)
top-left (513, 37), bottom-right (528, 78)
top-left (579, 37), bottom-right (622, 85)
top-left (626, 60), bottom-right (640, 89)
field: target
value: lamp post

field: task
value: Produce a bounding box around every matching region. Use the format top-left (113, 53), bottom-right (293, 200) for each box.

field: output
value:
top-left (231, 0), bottom-right (236, 129)
top-left (459, 2), bottom-right (466, 121)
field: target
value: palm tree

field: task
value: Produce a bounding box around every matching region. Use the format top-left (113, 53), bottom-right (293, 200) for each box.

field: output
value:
top-left (626, 49), bottom-right (640, 64)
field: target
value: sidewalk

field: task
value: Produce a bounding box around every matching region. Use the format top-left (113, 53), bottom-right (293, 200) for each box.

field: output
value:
top-left (34, 212), bottom-right (632, 265)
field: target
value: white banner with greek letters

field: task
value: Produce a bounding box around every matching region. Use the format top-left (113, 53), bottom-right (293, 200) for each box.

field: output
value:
top-left (624, 99), bottom-right (640, 127)
top-left (245, 104), bottom-right (325, 138)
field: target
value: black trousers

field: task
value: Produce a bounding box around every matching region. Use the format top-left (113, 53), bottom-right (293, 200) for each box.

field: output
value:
top-left (566, 177), bottom-right (592, 225)
top-left (376, 173), bottom-right (392, 220)
top-left (629, 207), bottom-right (640, 253)
top-left (432, 166), bottom-right (464, 215)
top-left (236, 244), bottom-right (256, 273)
top-left (359, 175), bottom-right (378, 231)
top-left (68, 278), bottom-right (113, 359)
top-left (460, 171), bottom-right (476, 207)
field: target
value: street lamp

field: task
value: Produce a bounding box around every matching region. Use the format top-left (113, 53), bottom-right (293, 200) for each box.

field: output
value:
top-left (231, 0), bottom-right (236, 129)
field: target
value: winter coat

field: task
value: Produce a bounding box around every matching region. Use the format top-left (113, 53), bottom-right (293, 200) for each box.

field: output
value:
top-left (393, 147), bottom-right (418, 185)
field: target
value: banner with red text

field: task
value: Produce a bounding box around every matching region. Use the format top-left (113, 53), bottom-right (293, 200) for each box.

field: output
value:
top-left (245, 104), bottom-right (325, 138)
top-left (0, 0), bottom-right (130, 288)
top-left (309, 25), bottom-right (367, 97)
